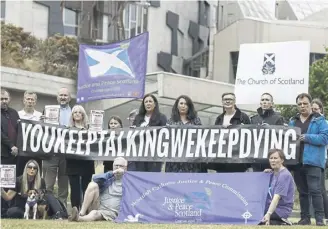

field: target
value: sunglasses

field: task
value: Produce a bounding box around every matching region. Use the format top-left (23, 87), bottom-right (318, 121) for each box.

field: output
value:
top-left (27, 165), bottom-right (37, 170)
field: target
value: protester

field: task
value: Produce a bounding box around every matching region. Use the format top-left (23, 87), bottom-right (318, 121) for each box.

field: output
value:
top-left (209, 92), bottom-right (251, 173)
top-left (250, 93), bottom-right (285, 125)
top-left (41, 87), bottom-right (71, 207)
top-left (311, 98), bottom-right (328, 221)
top-left (1, 160), bottom-right (67, 219)
top-left (289, 93), bottom-right (328, 226)
top-left (1, 88), bottom-right (20, 166)
top-left (68, 157), bottom-right (127, 222)
top-left (67, 105), bottom-right (95, 211)
top-left (127, 109), bottom-right (138, 126)
top-left (128, 94), bottom-right (167, 172)
top-left (250, 93), bottom-right (285, 172)
top-left (261, 148), bottom-right (294, 226)
top-left (103, 116), bottom-right (123, 173)
top-left (17, 91), bottom-right (43, 177)
top-left (165, 95), bottom-right (206, 173)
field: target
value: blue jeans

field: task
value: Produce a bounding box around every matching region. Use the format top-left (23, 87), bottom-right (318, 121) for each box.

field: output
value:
top-left (294, 165), bottom-right (325, 222)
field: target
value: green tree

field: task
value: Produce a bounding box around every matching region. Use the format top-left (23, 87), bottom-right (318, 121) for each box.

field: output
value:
top-left (277, 49), bottom-right (328, 120)
top-left (1, 22), bottom-right (78, 78)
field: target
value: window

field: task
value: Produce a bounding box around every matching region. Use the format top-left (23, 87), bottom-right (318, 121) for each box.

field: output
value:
top-left (92, 8), bottom-right (109, 42)
top-left (63, 7), bottom-right (80, 36)
top-left (230, 51), bottom-right (239, 79)
top-left (0, 0), bottom-right (5, 20)
top-left (310, 53), bottom-right (325, 65)
top-left (123, 4), bottom-right (148, 39)
top-left (32, 2), bottom-right (49, 39)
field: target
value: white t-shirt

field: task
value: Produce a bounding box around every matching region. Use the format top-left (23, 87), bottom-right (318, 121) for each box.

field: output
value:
top-left (140, 115), bottom-right (150, 127)
top-left (18, 109), bottom-right (42, 121)
top-left (222, 112), bottom-right (236, 126)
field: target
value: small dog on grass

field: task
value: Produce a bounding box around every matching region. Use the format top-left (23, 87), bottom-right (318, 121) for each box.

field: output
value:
top-left (24, 190), bottom-right (38, 220)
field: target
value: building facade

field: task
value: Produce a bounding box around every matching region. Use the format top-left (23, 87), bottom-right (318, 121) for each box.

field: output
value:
top-left (0, 0), bottom-right (217, 78)
top-left (213, 0), bottom-right (328, 84)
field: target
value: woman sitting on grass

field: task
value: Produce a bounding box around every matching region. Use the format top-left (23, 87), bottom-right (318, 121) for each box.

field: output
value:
top-left (261, 148), bottom-right (295, 226)
top-left (1, 160), bottom-right (67, 219)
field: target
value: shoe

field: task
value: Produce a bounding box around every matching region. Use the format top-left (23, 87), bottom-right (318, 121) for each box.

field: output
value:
top-left (316, 221), bottom-right (325, 226)
top-left (297, 218), bottom-right (311, 225)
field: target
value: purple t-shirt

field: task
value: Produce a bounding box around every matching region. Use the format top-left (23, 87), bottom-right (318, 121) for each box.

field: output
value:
top-left (265, 168), bottom-right (295, 219)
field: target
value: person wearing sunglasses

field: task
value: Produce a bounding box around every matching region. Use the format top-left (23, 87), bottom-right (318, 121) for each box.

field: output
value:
top-left (1, 160), bottom-right (67, 219)
top-left (69, 157), bottom-right (128, 222)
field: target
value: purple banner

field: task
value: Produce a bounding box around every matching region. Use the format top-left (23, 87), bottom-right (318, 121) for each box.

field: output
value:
top-left (116, 172), bottom-right (270, 224)
top-left (76, 32), bottom-right (149, 103)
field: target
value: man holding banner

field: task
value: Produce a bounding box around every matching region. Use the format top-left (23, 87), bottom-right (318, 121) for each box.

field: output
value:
top-left (289, 93), bottom-right (328, 226)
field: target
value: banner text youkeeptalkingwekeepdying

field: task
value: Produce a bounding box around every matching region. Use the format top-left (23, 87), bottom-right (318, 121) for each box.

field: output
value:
top-left (19, 122), bottom-right (299, 162)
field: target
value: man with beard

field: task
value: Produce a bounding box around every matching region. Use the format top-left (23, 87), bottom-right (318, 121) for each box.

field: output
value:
top-left (41, 87), bottom-right (71, 208)
top-left (1, 89), bottom-right (20, 218)
top-left (68, 157), bottom-right (127, 222)
top-left (1, 89), bottom-right (19, 165)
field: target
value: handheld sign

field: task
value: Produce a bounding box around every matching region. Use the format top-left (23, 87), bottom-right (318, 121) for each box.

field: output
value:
top-left (0, 165), bottom-right (16, 188)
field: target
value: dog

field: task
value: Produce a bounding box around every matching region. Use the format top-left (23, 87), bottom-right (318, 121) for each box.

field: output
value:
top-left (24, 190), bottom-right (38, 220)
top-left (37, 189), bottom-right (48, 220)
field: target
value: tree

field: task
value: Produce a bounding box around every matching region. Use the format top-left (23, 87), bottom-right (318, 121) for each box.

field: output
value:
top-left (1, 22), bottom-right (78, 78)
top-left (277, 49), bottom-right (328, 120)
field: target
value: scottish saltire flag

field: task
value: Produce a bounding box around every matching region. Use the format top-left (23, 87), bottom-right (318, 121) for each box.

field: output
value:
top-left (76, 32), bottom-right (149, 103)
top-left (116, 172), bottom-right (270, 224)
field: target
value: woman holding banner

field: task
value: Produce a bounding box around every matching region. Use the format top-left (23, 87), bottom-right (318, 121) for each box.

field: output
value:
top-left (165, 95), bottom-right (207, 173)
top-left (128, 94), bottom-right (167, 172)
top-left (103, 116), bottom-right (123, 173)
top-left (66, 105), bottom-right (95, 211)
top-left (261, 148), bottom-right (295, 225)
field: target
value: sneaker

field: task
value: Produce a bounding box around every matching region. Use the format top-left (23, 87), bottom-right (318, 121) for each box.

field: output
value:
top-left (316, 221), bottom-right (325, 226)
top-left (297, 218), bottom-right (311, 225)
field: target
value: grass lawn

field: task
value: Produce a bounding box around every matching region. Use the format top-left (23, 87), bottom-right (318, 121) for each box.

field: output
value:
top-left (0, 219), bottom-right (321, 229)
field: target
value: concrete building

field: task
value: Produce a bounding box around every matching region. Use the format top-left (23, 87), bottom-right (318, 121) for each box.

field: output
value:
top-left (0, 0), bottom-right (216, 77)
top-left (2, 0), bottom-right (241, 125)
top-left (213, 0), bottom-right (328, 84)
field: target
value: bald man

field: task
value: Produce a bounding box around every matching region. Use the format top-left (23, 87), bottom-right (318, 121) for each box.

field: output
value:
top-left (42, 87), bottom-right (72, 208)
top-left (69, 157), bottom-right (128, 222)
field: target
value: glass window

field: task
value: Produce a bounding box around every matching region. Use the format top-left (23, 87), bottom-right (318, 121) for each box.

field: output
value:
top-left (64, 8), bottom-right (79, 26)
top-left (130, 22), bottom-right (136, 37)
top-left (0, 0), bottom-right (5, 19)
top-left (130, 4), bottom-right (136, 21)
top-left (123, 3), bottom-right (148, 39)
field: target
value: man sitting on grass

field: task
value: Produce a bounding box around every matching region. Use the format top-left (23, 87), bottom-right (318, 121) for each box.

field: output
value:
top-left (68, 157), bottom-right (127, 222)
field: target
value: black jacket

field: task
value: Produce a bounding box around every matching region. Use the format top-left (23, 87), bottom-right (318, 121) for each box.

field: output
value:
top-left (1, 107), bottom-right (20, 158)
top-left (215, 107), bottom-right (251, 125)
top-left (133, 113), bottom-right (167, 127)
top-left (250, 108), bottom-right (285, 125)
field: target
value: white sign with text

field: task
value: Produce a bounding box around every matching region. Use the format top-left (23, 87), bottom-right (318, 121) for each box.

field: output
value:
top-left (234, 41), bottom-right (310, 105)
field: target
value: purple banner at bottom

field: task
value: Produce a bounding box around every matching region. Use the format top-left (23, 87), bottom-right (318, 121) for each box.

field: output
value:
top-left (116, 172), bottom-right (270, 224)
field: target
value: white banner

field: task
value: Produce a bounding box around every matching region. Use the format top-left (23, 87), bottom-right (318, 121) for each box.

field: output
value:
top-left (234, 41), bottom-right (310, 105)
top-left (0, 165), bottom-right (16, 188)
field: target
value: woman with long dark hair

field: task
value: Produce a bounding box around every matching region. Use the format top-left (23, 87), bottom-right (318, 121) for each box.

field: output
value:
top-left (103, 116), bottom-right (123, 172)
top-left (165, 95), bottom-right (207, 173)
top-left (128, 93), bottom-right (167, 172)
